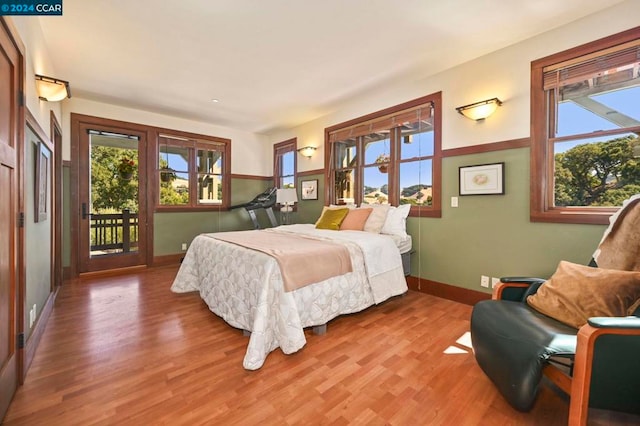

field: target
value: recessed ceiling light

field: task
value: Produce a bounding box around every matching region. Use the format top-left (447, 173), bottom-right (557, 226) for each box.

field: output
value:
top-left (211, 98), bottom-right (220, 103)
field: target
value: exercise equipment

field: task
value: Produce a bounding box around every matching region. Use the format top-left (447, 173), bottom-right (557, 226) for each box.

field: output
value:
top-left (230, 187), bottom-right (278, 229)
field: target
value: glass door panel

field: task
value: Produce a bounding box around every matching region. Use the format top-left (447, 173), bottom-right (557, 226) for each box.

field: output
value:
top-left (78, 126), bottom-right (147, 273)
top-left (88, 133), bottom-right (139, 257)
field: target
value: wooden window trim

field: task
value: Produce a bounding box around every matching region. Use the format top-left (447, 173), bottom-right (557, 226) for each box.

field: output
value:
top-left (530, 26), bottom-right (640, 225)
top-left (155, 130), bottom-right (231, 211)
top-left (273, 138), bottom-right (297, 189)
top-left (324, 92), bottom-right (442, 218)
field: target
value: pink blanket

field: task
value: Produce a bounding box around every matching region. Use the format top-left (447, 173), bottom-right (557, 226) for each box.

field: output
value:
top-left (208, 230), bottom-right (352, 291)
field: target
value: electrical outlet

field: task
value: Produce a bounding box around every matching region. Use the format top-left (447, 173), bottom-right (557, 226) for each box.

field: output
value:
top-left (480, 275), bottom-right (490, 288)
top-left (181, 243), bottom-right (187, 251)
top-left (491, 277), bottom-right (500, 288)
top-left (451, 196), bottom-right (459, 208)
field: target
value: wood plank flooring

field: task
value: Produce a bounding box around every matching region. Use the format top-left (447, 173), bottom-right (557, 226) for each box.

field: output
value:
top-left (3, 266), bottom-right (638, 425)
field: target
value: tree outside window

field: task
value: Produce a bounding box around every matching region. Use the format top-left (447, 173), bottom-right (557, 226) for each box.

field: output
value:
top-left (157, 134), bottom-right (230, 210)
top-left (90, 146), bottom-right (139, 213)
top-left (531, 28), bottom-right (640, 224)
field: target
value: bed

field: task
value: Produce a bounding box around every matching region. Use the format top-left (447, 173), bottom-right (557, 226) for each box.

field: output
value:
top-left (171, 223), bottom-right (409, 370)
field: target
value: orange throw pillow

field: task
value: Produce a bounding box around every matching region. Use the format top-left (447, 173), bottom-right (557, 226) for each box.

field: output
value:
top-left (340, 208), bottom-right (373, 231)
top-left (526, 261), bottom-right (640, 329)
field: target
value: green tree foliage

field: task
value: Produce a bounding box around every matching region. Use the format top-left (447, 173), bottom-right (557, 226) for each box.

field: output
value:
top-left (159, 158), bottom-right (189, 205)
top-left (400, 184), bottom-right (432, 206)
top-left (554, 135), bottom-right (640, 207)
top-left (91, 147), bottom-right (191, 210)
top-left (160, 180), bottom-right (189, 205)
top-left (90, 146), bottom-right (138, 212)
top-left (401, 184), bottom-right (429, 197)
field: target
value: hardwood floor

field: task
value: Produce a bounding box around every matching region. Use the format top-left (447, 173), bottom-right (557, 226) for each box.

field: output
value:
top-left (3, 266), bottom-right (638, 425)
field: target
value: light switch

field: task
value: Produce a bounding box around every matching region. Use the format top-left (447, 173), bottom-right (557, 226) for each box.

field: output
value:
top-left (451, 196), bottom-right (459, 208)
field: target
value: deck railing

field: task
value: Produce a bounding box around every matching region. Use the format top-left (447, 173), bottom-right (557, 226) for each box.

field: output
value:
top-left (90, 209), bottom-right (139, 253)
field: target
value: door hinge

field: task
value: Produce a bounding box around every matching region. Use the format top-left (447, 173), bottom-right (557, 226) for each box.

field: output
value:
top-left (19, 91), bottom-right (25, 107)
top-left (17, 333), bottom-right (24, 349)
top-left (18, 212), bottom-right (25, 228)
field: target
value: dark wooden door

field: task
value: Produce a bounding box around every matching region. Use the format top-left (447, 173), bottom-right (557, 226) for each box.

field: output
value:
top-left (0, 18), bottom-right (22, 421)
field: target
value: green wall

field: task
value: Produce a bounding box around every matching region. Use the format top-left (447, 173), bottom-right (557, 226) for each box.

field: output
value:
top-left (67, 147), bottom-right (607, 294)
top-left (63, 166), bottom-right (71, 270)
top-left (407, 147), bottom-right (606, 293)
top-left (155, 175), bottom-right (326, 255)
top-left (154, 177), bottom-right (271, 255)
top-left (291, 149), bottom-right (606, 294)
top-left (25, 128), bottom-right (52, 340)
top-left (294, 174), bottom-right (325, 224)
top-left (61, 175), bottom-right (274, 262)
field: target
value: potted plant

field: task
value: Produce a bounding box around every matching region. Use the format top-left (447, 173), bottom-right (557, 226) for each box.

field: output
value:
top-left (160, 167), bottom-right (176, 183)
top-left (375, 154), bottom-right (390, 173)
top-left (117, 157), bottom-right (136, 181)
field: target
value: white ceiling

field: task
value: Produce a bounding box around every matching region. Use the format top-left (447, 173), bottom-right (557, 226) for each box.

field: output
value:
top-left (38, 0), bottom-right (624, 134)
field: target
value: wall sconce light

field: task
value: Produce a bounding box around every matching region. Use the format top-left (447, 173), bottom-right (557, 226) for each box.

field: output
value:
top-left (35, 74), bottom-right (71, 102)
top-left (456, 98), bottom-right (502, 121)
top-left (297, 146), bottom-right (317, 158)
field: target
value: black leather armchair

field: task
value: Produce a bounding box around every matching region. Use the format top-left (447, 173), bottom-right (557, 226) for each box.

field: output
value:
top-left (471, 276), bottom-right (640, 425)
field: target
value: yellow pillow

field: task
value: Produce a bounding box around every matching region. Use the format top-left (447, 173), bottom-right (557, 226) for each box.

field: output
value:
top-left (526, 261), bottom-right (640, 329)
top-left (315, 208), bottom-right (350, 230)
top-left (315, 205), bottom-right (354, 226)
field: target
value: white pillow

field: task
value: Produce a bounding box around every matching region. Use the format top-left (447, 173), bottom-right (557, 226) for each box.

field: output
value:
top-left (381, 204), bottom-right (410, 238)
top-left (363, 204), bottom-right (390, 233)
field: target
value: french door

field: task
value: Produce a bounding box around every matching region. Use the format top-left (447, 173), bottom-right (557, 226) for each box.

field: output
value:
top-left (77, 122), bottom-right (148, 273)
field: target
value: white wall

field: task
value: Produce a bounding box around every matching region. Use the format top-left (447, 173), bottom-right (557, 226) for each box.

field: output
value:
top-left (267, 0), bottom-right (640, 172)
top-left (12, 16), bottom-right (63, 136)
top-left (12, 1), bottom-right (640, 177)
top-left (14, 16), bottom-right (272, 177)
top-left (61, 97), bottom-right (271, 176)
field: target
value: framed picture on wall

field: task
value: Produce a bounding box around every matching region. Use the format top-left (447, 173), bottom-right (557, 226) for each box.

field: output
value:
top-left (301, 179), bottom-right (318, 200)
top-left (35, 141), bottom-right (51, 222)
top-left (459, 162), bottom-right (505, 196)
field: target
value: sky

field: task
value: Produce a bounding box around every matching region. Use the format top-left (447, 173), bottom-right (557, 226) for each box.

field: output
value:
top-left (166, 83), bottom-right (637, 194)
top-left (164, 148), bottom-right (222, 174)
top-left (555, 84), bottom-right (639, 153)
top-left (363, 132), bottom-right (434, 189)
top-left (357, 79), bottom-right (638, 191)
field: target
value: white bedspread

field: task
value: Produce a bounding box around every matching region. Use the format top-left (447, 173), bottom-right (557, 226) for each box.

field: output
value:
top-left (266, 224), bottom-right (404, 302)
top-left (171, 225), bottom-right (407, 370)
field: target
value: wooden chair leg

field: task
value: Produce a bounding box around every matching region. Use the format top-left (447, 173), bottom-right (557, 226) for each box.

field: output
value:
top-left (568, 325), bottom-right (596, 426)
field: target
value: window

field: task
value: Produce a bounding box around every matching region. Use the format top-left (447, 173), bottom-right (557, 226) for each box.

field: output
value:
top-left (274, 138), bottom-right (296, 188)
top-left (326, 92), bottom-right (441, 216)
top-left (531, 28), bottom-right (640, 224)
top-left (157, 133), bottom-right (230, 210)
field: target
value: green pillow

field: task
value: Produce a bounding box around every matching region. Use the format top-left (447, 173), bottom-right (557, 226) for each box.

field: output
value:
top-left (315, 208), bottom-right (350, 230)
